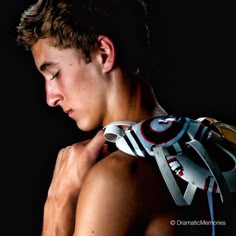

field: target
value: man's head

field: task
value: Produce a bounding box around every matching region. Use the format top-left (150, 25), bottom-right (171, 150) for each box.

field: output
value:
top-left (17, 0), bottom-right (151, 76)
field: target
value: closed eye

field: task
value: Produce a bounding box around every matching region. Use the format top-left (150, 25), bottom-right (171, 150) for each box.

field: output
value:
top-left (50, 71), bottom-right (59, 80)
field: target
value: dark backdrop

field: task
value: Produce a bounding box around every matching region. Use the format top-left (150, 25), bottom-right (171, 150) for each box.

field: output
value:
top-left (2, 1), bottom-right (235, 235)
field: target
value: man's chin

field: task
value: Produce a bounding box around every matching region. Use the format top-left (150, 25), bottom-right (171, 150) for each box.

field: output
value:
top-left (76, 120), bottom-right (97, 132)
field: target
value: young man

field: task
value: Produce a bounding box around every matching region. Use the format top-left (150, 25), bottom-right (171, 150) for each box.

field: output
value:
top-left (16, 0), bottom-right (235, 235)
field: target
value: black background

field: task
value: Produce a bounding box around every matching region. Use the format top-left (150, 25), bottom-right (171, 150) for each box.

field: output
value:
top-left (2, 1), bottom-right (235, 235)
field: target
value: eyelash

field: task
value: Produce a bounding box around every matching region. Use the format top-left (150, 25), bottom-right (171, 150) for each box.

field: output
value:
top-left (50, 71), bottom-right (59, 80)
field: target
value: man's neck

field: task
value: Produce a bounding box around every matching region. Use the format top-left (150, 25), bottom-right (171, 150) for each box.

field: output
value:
top-left (104, 74), bottom-right (167, 125)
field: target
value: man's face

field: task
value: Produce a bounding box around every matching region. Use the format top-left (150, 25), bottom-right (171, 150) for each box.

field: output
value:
top-left (32, 38), bottom-right (109, 131)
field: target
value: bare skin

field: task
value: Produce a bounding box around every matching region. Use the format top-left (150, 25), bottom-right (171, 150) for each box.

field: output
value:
top-left (32, 36), bottom-right (219, 235)
top-left (74, 150), bottom-right (177, 236)
top-left (42, 130), bottom-right (108, 235)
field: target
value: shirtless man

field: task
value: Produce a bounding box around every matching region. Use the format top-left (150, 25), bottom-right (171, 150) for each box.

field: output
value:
top-left (16, 0), bottom-right (231, 235)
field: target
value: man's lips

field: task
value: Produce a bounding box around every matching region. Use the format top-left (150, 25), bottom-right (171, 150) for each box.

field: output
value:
top-left (64, 109), bottom-right (73, 117)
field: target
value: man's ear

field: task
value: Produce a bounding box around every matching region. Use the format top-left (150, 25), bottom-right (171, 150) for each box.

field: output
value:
top-left (97, 35), bottom-right (115, 73)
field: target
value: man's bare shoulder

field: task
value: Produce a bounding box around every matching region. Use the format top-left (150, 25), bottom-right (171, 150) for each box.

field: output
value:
top-left (81, 150), bottom-right (175, 212)
top-left (74, 150), bottom-right (176, 235)
top-left (92, 150), bottom-right (158, 181)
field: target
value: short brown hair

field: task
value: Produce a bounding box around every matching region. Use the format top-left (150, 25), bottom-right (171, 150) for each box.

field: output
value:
top-left (16, 0), bottom-right (152, 75)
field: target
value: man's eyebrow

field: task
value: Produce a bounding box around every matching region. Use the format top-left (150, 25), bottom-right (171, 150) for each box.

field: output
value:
top-left (39, 62), bottom-right (57, 72)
